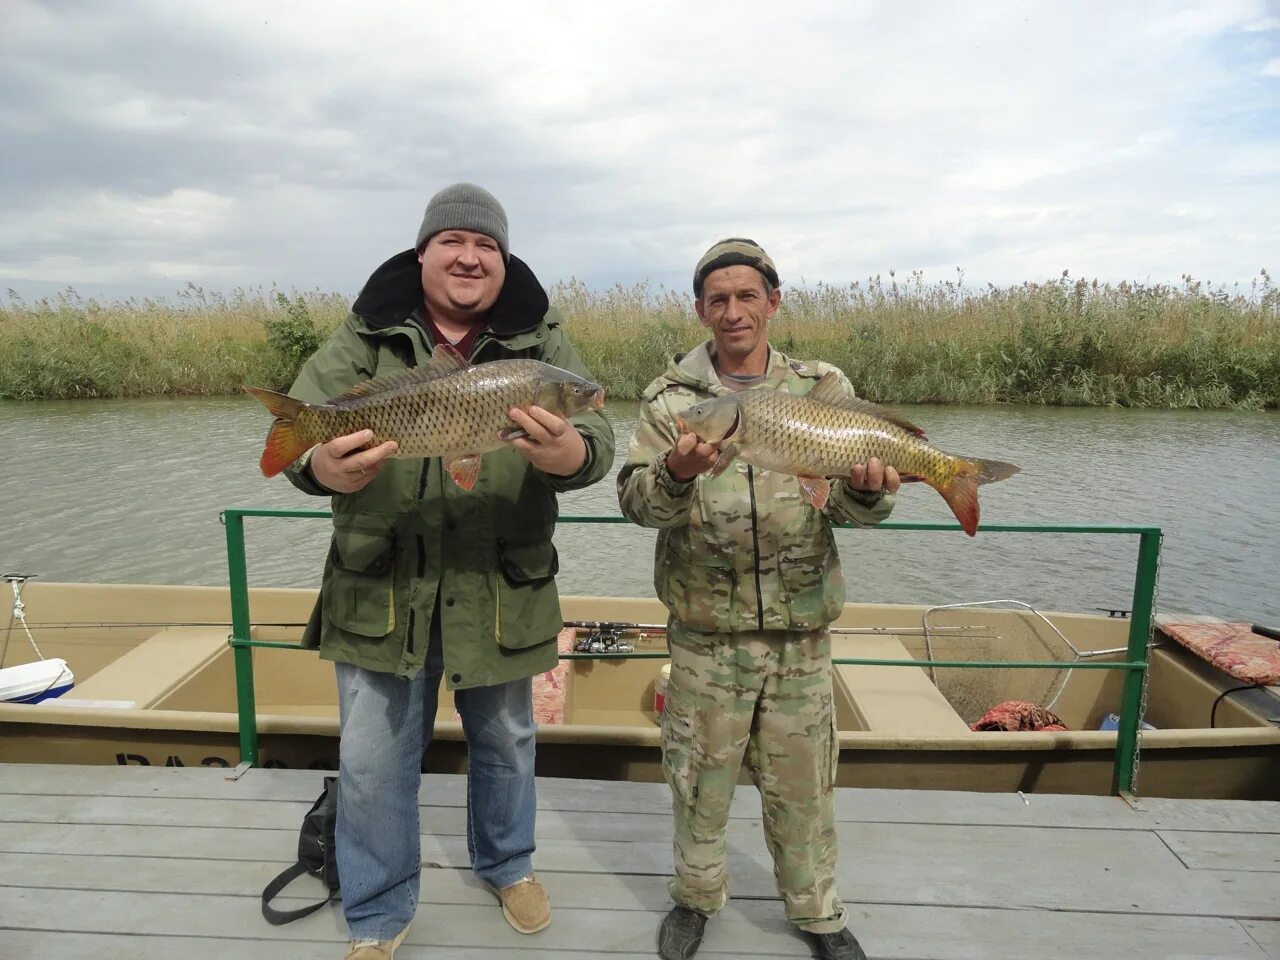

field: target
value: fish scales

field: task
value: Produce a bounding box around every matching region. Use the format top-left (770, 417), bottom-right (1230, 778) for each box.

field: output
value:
top-left (676, 374), bottom-right (1018, 536)
top-left (299, 360), bottom-right (551, 458)
top-left (246, 345), bottom-right (605, 486)
top-left (741, 390), bottom-right (958, 486)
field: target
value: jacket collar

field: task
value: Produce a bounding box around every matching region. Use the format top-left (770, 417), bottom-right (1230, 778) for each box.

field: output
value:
top-left (667, 342), bottom-right (791, 394)
top-left (350, 249), bottom-right (550, 337)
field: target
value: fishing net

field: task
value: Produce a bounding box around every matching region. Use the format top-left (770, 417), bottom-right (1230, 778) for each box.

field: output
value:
top-left (922, 600), bottom-right (1080, 726)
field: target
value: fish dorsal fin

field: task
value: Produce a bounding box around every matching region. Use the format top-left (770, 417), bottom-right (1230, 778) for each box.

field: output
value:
top-left (332, 342), bottom-right (470, 402)
top-left (807, 372), bottom-right (927, 438)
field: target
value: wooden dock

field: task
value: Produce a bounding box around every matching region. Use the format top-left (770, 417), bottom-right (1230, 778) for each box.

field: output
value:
top-left (1, 763), bottom-right (1278, 959)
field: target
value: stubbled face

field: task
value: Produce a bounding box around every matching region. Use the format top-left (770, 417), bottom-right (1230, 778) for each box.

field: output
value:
top-left (677, 396), bottom-right (741, 444)
top-left (419, 229), bottom-right (506, 322)
top-left (695, 265), bottom-right (781, 367)
top-left (536, 369), bottom-right (606, 418)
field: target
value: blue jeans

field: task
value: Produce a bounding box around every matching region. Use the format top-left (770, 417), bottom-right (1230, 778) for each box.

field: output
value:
top-left (334, 608), bottom-right (537, 940)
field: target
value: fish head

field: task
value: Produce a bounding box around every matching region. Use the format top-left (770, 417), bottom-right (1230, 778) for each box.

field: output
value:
top-left (534, 365), bottom-right (606, 418)
top-left (676, 396), bottom-right (741, 444)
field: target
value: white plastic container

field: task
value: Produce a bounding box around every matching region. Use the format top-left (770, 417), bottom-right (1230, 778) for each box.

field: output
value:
top-left (654, 663), bottom-right (671, 714)
top-left (0, 658), bottom-right (75, 704)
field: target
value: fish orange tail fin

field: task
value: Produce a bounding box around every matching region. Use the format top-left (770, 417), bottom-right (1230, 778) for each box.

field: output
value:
top-left (930, 457), bottom-right (1020, 537)
top-left (934, 470), bottom-right (981, 537)
top-left (244, 386), bottom-right (309, 477)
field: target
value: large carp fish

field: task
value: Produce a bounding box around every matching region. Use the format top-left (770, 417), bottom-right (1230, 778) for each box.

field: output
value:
top-left (676, 372), bottom-right (1018, 536)
top-left (245, 342), bottom-right (604, 489)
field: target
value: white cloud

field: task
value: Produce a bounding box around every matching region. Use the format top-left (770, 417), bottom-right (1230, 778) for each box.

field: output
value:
top-left (1, 0), bottom-right (1276, 297)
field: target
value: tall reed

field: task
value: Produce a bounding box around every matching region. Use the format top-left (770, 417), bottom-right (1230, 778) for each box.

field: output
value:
top-left (2, 272), bottom-right (1276, 408)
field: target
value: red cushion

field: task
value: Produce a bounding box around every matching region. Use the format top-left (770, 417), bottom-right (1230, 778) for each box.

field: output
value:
top-left (1158, 619), bottom-right (1280, 685)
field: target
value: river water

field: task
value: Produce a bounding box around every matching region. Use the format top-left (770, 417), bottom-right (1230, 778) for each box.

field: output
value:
top-left (0, 398), bottom-right (1276, 624)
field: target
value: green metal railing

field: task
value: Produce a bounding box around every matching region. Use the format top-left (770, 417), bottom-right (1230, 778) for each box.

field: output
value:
top-left (221, 507), bottom-right (1161, 795)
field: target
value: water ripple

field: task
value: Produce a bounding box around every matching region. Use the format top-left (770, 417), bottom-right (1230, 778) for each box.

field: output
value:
top-left (1, 398), bottom-right (1276, 624)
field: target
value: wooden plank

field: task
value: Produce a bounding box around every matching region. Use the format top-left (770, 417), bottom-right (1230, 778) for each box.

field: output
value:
top-left (0, 852), bottom-right (676, 910)
top-left (1140, 797), bottom-right (1280, 834)
top-left (0, 762), bottom-right (458, 803)
top-left (0, 889), bottom-right (803, 955)
top-left (0, 934), bottom-right (718, 960)
top-left (1158, 830), bottom-right (1280, 872)
top-left (844, 903), bottom-right (1269, 960)
top-left (9, 764), bottom-right (1279, 834)
top-left (1240, 920), bottom-right (1280, 959)
top-left (0, 764), bottom-right (1159, 832)
top-left (0, 889), bottom-right (1267, 960)
top-left (0, 793), bottom-right (676, 842)
top-left (7, 818), bottom-right (1280, 920)
top-left (0, 763), bottom-right (677, 814)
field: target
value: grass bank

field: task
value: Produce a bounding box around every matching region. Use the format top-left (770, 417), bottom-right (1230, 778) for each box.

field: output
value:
top-left (2, 273), bottom-right (1277, 407)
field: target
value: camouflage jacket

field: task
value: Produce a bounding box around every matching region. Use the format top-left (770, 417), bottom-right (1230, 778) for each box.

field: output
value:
top-left (617, 343), bottom-right (894, 634)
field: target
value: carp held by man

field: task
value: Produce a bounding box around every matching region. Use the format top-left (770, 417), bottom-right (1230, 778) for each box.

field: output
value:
top-left (245, 342), bottom-right (605, 489)
top-left (676, 372), bottom-right (1019, 536)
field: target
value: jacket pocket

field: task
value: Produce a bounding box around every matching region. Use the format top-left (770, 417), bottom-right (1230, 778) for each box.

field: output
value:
top-left (777, 535), bottom-right (844, 630)
top-left (495, 539), bottom-right (562, 650)
top-left (824, 701), bottom-right (841, 791)
top-left (661, 694), bottom-right (700, 810)
top-left (657, 540), bottom-right (737, 633)
top-left (325, 529), bottom-right (396, 638)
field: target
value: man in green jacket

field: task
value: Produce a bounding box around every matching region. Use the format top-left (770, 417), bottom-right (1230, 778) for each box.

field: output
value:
top-left (617, 239), bottom-right (898, 960)
top-left (281, 184), bottom-right (614, 960)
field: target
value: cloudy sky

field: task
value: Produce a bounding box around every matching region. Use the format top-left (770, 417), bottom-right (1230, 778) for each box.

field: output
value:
top-left (3, 0), bottom-right (1277, 302)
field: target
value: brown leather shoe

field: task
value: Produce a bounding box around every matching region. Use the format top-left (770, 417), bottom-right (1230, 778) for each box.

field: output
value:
top-left (344, 926), bottom-right (409, 959)
top-left (493, 874), bottom-right (552, 934)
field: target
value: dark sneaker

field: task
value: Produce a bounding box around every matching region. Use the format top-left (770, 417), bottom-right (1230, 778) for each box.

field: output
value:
top-left (807, 927), bottom-right (869, 960)
top-left (657, 904), bottom-right (708, 960)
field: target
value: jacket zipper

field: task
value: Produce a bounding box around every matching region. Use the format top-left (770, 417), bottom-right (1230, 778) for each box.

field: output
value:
top-left (409, 458), bottom-right (429, 657)
top-left (746, 465), bottom-right (764, 630)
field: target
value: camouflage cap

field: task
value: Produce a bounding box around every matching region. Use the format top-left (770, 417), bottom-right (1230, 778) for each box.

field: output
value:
top-left (693, 237), bottom-right (781, 297)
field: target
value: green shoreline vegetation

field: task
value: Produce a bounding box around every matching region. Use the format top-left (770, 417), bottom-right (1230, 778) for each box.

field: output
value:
top-left (2, 271), bottom-right (1277, 408)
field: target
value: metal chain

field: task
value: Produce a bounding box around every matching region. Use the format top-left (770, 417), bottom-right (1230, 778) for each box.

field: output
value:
top-left (1130, 531), bottom-right (1163, 796)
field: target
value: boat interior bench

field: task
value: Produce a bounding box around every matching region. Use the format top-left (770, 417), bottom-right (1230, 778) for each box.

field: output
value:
top-left (67, 627), bottom-right (229, 709)
top-left (1157, 616), bottom-right (1280, 686)
top-left (832, 634), bottom-right (973, 735)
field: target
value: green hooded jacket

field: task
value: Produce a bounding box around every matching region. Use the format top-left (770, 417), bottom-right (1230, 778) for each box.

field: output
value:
top-left (617, 343), bottom-right (893, 634)
top-left (284, 250), bottom-right (615, 687)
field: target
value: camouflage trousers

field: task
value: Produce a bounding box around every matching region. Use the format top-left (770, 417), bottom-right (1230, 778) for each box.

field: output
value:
top-left (662, 620), bottom-right (844, 934)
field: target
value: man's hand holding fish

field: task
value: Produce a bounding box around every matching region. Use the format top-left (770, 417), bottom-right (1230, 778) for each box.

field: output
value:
top-left (502, 404), bottom-right (589, 477)
top-left (308, 429), bottom-right (399, 494)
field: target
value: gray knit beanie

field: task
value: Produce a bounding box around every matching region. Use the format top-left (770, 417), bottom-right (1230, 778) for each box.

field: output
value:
top-left (415, 183), bottom-right (509, 261)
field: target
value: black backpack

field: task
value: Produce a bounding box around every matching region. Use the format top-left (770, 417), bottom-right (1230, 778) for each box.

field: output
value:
top-left (261, 776), bottom-right (341, 924)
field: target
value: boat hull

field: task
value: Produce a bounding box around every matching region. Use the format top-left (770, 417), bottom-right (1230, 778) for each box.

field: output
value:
top-left (1, 581), bottom-right (1277, 799)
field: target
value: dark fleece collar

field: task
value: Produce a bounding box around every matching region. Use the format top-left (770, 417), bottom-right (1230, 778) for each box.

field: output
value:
top-left (351, 249), bottom-right (550, 335)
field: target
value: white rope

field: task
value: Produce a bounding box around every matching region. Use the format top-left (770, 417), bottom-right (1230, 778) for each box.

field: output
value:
top-left (3, 575), bottom-right (44, 663)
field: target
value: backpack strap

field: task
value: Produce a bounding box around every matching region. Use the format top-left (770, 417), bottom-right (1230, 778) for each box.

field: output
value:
top-left (261, 861), bottom-right (335, 925)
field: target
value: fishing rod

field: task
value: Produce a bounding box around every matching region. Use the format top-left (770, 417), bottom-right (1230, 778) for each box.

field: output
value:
top-left (565, 620), bottom-right (992, 636)
top-left (564, 619), bottom-right (998, 655)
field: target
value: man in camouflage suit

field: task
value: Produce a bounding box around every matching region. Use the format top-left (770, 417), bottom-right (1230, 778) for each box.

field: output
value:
top-left (617, 239), bottom-right (900, 960)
